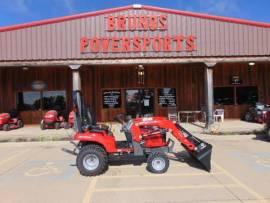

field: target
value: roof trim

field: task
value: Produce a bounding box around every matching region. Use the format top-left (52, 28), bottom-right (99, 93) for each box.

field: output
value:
top-left (0, 4), bottom-right (270, 32)
top-left (0, 56), bottom-right (269, 67)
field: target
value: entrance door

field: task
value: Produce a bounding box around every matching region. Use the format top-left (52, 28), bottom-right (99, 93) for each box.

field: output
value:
top-left (125, 89), bottom-right (154, 118)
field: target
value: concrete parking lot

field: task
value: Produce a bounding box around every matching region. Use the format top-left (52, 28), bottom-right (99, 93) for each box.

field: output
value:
top-left (0, 134), bottom-right (269, 203)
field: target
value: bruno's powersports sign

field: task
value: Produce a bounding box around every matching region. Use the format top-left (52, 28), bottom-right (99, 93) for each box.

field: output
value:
top-left (80, 15), bottom-right (197, 53)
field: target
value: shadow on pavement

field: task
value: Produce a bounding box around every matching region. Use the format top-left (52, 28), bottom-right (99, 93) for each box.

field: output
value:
top-left (253, 132), bottom-right (270, 143)
top-left (171, 151), bottom-right (206, 171)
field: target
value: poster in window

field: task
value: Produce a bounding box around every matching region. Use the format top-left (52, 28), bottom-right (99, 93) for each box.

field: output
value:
top-left (158, 88), bottom-right (177, 107)
top-left (103, 90), bottom-right (121, 108)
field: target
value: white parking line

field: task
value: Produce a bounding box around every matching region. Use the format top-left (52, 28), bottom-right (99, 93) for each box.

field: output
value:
top-left (94, 184), bottom-right (239, 193)
top-left (82, 177), bottom-right (98, 203)
top-left (0, 149), bottom-right (30, 166)
top-left (213, 161), bottom-right (268, 203)
top-left (100, 171), bottom-right (223, 179)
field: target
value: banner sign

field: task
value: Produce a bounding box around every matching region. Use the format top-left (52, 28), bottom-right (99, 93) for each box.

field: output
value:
top-left (158, 88), bottom-right (177, 107)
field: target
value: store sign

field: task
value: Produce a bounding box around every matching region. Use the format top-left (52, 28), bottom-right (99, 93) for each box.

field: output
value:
top-left (231, 75), bottom-right (242, 85)
top-left (158, 88), bottom-right (177, 107)
top-left (80, 15), bottom-right (197, 53)
top-left (103, 90), bottom-right (121, 108)
top-left (31, 80), bottom-right (47, 91)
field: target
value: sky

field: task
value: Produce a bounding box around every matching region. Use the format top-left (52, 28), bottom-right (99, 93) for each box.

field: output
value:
top-left (0, 0), bottom-right (270, 27)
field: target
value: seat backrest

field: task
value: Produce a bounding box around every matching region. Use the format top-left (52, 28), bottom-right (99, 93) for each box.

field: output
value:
top-left (215, 109), bottom-right (224, 115)
top-left (73, 90), bottom-right (96, 132)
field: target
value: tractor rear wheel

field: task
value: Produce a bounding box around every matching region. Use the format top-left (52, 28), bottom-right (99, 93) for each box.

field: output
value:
top-left (64, 122), bottom-right (70, 129)
top-left (18, 120), bottom-right (24, 128)
top-left (40, 120), bottom-right (46, 130)
top-left (147, 152), bottom-right (169, 174)
top-left (245, 112), bottom-right (253, 122)
top-left (267, 128), bottom-right (270, 141)
top-left (76, 144), bottom-right (108, 176)
top-left (3, 124), bottom-right (10, 131)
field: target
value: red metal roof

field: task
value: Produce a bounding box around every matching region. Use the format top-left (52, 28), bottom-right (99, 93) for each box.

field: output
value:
top-left (0, 4), bottom-right (270, 32)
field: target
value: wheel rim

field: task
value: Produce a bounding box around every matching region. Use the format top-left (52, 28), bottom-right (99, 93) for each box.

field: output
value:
top-left (83, 154), bottom-right (99, 171)
top-left (152, 157), bottom-right (166, 171)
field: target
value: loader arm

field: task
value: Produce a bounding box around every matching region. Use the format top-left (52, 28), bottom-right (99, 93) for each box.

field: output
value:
top-left (132, 117), bottom-right (213, 171)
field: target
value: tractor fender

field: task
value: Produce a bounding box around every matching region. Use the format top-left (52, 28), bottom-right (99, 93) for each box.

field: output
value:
top-left (73, 131), bottom-right (117, 153)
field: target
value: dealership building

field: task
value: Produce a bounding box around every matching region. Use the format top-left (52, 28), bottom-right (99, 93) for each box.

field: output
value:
top-left (0, 5), bottom-right (269, 126)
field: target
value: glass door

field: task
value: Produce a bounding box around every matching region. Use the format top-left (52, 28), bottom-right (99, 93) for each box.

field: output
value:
top-left (125, 89), bottom-right (154, 118)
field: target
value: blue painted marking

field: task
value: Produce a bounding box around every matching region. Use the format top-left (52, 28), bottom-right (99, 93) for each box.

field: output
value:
top-left (0, 159), bottom-right (78, 183)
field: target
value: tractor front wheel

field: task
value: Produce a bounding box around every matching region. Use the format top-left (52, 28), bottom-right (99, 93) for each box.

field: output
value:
top-left (3, 124), bottom-right (10, 131)
top-left (147, 152), bottom-right (169, 174)
top-left (54, 122), bottom-right (61, 130)
top-left (76, 144), bottom-right (108, 176)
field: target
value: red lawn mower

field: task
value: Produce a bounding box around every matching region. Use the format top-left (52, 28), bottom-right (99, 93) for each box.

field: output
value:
top-left (69, 91), bottom-right (212, 176)
top-left (0, 110), bottom-right (24, 131)
top-left (40, 110), bottom-right (69, 130)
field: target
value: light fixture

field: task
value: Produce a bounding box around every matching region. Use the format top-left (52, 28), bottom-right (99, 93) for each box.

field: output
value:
top-left (22, 66), bottom-right (29, 71)
top-left (248, 62), bottom-right (255, 66)
top-left (137, 65), bottom-right (145, 85)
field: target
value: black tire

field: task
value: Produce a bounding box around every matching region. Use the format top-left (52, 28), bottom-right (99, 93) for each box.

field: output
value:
top-left (147, 152), bottom-right (169, 174)
top-left (18, 120), bottom-right (24, 128)
top-left (54, 122), bottom-right (60, 129)
top-left (3, 124), bottom-right (10, 131)
top-left (76, 144), bottom-right (108, 176)
top-left (40, 120), bottom-right (46, 130)
top-left (245, 112), bottom-right (253, 122)
top-left (267, 128), bottom-right (270, 142)
top-left (64, 122), bottom-right (70, 129)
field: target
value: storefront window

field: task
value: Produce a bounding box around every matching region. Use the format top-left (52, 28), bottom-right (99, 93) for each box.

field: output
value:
top-left (125, 89), bottom-right (154, 118)
top-left (214, 87), bottom-right (234, 105)
top-left (214, 86), bottom-right (258, 105)
top-left (17, 91), bottom-right (41, 110)
top-left (17, 90), bottom-right (66, 111)
top-left (236, 86), bottom-right (258, 105)
top-left (43, 91), bottom-right (66, 110)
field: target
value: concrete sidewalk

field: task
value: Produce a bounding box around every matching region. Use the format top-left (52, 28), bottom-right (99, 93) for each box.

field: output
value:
top-left (180, 120), bottom-right (265, 135)
top-left (0, 120), bottom-right (266, 142)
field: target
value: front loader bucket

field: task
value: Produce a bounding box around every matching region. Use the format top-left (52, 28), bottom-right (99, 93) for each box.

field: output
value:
top-left (177, 125), bottom-right (212, 172)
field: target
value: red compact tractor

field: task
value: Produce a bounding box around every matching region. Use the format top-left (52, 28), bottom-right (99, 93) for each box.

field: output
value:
top-left (70, 91), bottom-right (212, 176)
top-left (0, 110), bottom-right (24, 131)
top-left (40, 110), bottom-right (69, 130)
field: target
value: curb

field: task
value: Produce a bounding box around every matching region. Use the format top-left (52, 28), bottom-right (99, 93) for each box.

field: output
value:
top-left (0, 136), bottom-right (72, 143)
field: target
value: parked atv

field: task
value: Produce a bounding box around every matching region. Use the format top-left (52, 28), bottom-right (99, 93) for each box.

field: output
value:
top-left (40, 110), bottom-right (69, 130)
top-left (265, 112), bottom-right (270, 141)
top-left (244, 103), bottom-right (270, 123)
top-left (0, 109), bottom-right (24, 131)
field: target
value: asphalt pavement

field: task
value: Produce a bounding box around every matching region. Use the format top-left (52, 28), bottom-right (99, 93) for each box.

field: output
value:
top-left (0, 133), bottom-right (269, 203)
